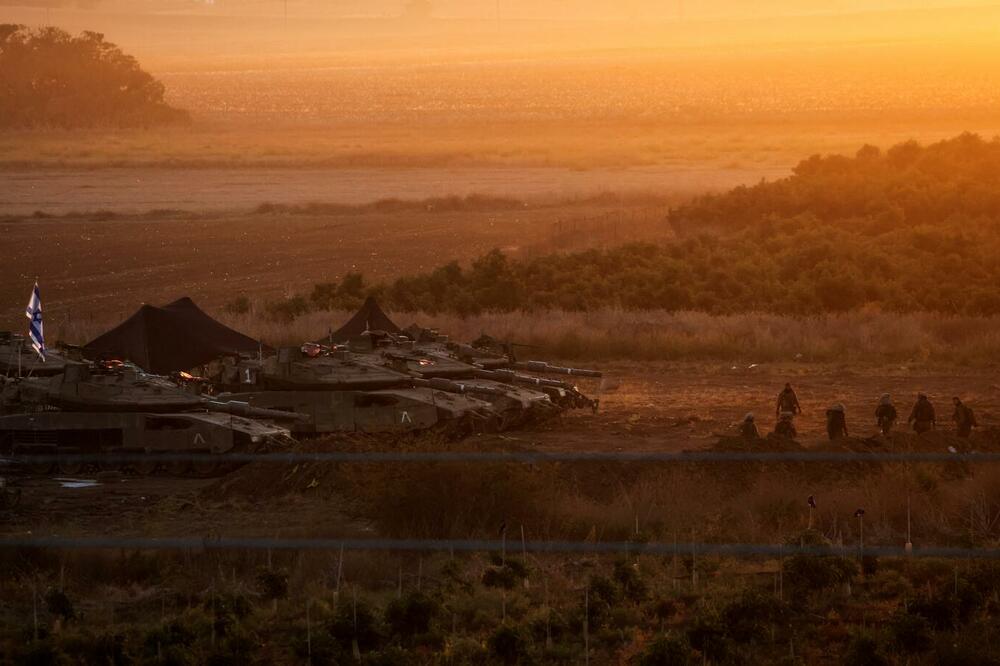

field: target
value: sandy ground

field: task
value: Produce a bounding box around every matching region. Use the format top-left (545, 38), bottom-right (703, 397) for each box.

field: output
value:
top-left (3, 363), bottom-right (998, 541)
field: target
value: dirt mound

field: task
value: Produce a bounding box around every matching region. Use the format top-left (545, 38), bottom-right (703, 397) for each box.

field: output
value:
top-left (712, 427), bottom-right (1000, 457)
top-left (709, 435), bottom-right (806, 453)
top-left (813, 427), bottom-right (1000, 456)
top-left (703, 429), bottom-right (1000, 488)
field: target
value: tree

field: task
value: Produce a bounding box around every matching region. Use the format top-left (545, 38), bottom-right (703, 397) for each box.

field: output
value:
top-left (0, 24), bottom-right (190, 128)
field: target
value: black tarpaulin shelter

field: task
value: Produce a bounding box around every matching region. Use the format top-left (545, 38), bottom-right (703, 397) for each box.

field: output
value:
top-left (329, 296), bottom-right (400, 341)
top-left (84, 297), bottom-right (267, 373)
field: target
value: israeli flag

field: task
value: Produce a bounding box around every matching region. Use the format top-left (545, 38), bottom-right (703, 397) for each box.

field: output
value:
top-left (25, 282), bottom-right (45, 361)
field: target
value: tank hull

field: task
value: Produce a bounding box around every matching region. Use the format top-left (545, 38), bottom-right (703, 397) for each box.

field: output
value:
top-left (220, 388), bottom-right (495, 436)
top-left (0, 411), bottom-right (290, 476)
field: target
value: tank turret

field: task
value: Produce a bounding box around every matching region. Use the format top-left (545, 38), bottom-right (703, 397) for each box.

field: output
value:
top-left (0, 332), bottom-right (71, 377)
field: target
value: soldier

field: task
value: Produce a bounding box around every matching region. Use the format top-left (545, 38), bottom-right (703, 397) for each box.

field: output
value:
top-left (908, 393), bottom-right (936, 434)
top-left (773, 411), bottom-right (797, 439)
top-left (826, 403), bottom-right (848, 440)
top-left (740, 413), bottom-right (760, 440)
top-left (952, 397), bottom-right (978, 438)
top-left (875, 394), bottom-right (897, 435)
top-left (775, 383), bottom-right (802, 417)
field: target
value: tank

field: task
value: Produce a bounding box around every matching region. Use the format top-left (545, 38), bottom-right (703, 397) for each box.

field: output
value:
top-left (0, 360), bottom-right (299, 476)
top-left (305, 299), bottom-right (602, 425)
top-left (376, 345), bottom-right (562, 426)
top-left (211, 329), bottom-right (599, 435)
top-left (211, 347), bottom-right (500, 436)
top-left (380, 328), bottom-right (603, 413)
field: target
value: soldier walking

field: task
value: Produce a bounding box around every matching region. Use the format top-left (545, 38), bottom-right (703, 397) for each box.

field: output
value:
top-left (740, 413), bottom-right (760, 439)
top-left (908, 393), bottom-right (936, 434)
top-left (875, 394), bottom-right (897, 435)
top-left (826, 403), bottom-right (848, 440)
top-left (952, 397), bottom-right (978, 438)
top-left (776, 383), bottom-right (802, 417)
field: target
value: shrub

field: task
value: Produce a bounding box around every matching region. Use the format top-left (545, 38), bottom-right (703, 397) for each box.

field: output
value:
top-left (264, 296), bottom-right (311, 323)
top-left (909, 594), bottom-right (960, 631)
top-left (888, 609), bottom-right (934, 655)
top-left (686, 610), bottom-right (728, 663)
top-left (489, 624), bottom-right (530, 664)
top-left (585, 575), bottom-right (622, 628)
top-left (204, 590), bottom-right (254, 638)
top-left (205, 626), bottom-right (258, 666)
top-left (482, 565), bottom-right (523, 590)
top-left (384, 591), bottom-right (440, 640)
top-left (843, 632), bottom-right (887, 666)
top-left (310, 273), bottom-right (367, 311)
top-left (782, 531), bottom-right (857, 598)
top-left (329, 599), bottom-right (383, 653)
top-left (223, 297), bottom-right (251, 315)
top-left (613, 559), bottom-right (649, 600)
top-left (364, 645), bottom-right (418, 665)
top-left (450, 636), bottom-right (488, 661)
top-left (634, 632), bottom-right (691, 666)
top-left (933, 633), bottom-right (1000, 666)
top-left (290, 625), bottom-right (342, 665)
top-left (651, 598), bottom-right (678, 622)
top-left (44, 588), bottom-right (75, 622)
top-left (482, 557), bottom-right (529, 590)
top-left (255, 568), bottom-right (289, 603)
top-left (142, 620), bottom-right (197, 662)
top-left (720, 589), bottom-right (787, 644)
top-left (13, 641), bottom-right (68, 666)
top-left (58, 631), bottom-right (128, 666)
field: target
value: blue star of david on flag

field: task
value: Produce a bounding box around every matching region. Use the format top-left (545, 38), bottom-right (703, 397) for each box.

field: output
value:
top-left (25, 282), bottom-right (45, 361)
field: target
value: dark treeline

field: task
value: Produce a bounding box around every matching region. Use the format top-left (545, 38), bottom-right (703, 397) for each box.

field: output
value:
top-left (0, 24), bottom-right (189, 128)
top-left (260, 134), bottom-right (1000, 319)
top-left (669, 132), bottom-right (1000, 234)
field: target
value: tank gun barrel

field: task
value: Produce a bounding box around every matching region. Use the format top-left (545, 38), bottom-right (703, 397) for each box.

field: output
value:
top-left (512, 361), bottom-right (602, 378)
top-left (412, 377), bottom-right (507, 397)
top-left (474, 369), bottom-right (573, 390)
top-left (202, 400), bottom-right (309, 423)
top-left (475, 369), bottom-right (597, 411)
